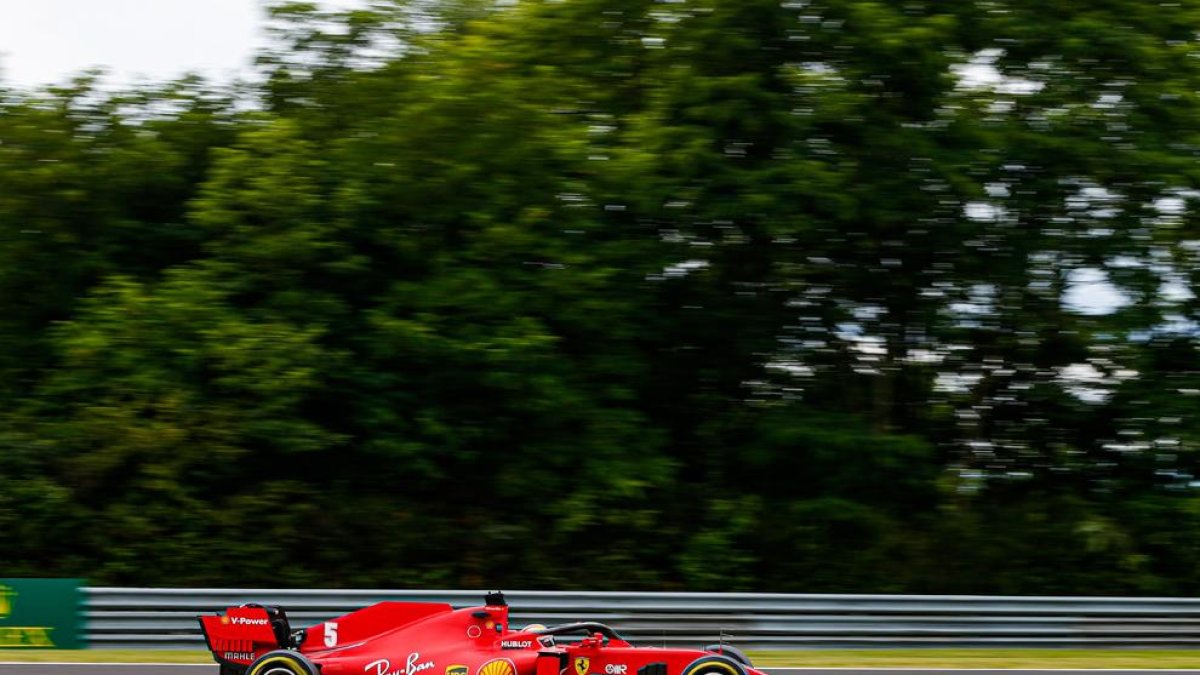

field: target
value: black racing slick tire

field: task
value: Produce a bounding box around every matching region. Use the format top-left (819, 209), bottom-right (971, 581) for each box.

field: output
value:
top-left (246, 650), bottom-right (319, 675)
top-left (681, 655), bottom-right (747, 675)
top-left (702, 645), bottom-right (752, 668)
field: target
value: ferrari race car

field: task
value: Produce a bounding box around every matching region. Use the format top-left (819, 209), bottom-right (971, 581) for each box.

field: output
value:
top-left (199, 592), bottom-right (761, 675)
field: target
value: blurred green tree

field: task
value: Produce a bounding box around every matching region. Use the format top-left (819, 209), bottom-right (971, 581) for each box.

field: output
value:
top-left (0, 0), bottom-right (1197, 592)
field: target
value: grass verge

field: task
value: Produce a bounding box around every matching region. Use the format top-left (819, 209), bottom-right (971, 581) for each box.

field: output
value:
top-left (0, 649), bottom-right (209, 663)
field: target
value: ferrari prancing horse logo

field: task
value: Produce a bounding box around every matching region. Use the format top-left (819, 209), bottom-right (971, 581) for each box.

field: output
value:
top-left (575, 657), bottom-right (590, 675)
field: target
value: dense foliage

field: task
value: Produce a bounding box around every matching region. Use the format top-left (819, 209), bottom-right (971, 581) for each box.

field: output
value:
top-left (2, 0), bottom-right (1199, 593)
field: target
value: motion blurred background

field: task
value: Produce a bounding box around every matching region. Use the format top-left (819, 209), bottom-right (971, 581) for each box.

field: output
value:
top-left (0, 0), bottom-right (1197, 594)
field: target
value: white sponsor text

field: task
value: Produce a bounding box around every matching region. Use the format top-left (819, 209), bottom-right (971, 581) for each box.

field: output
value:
top-left (365, 653), bottom-right (437, 675)
top-left (501, 640), bottom-right (533, 649)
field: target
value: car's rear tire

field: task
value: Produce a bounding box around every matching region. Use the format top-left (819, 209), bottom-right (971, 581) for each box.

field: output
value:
top-left (682, 655), bottom-right (746, 675)
top-left (246, 650), bottom-right (319, 675)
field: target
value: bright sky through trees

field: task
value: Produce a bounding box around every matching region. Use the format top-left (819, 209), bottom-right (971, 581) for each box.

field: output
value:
top-left (0, 0), bottom-right (357, 87)
top-left (0, 0), bottom-right (1149, 317)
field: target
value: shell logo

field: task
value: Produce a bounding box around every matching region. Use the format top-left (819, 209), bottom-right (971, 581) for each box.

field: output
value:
top-left (478, 658), bottom-right (516, 675)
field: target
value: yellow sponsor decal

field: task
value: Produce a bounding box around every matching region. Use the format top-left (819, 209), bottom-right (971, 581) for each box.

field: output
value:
top-left (0, 585), bottom-right (56, 648)
top-left (0, 626), bottom-right (55, 648)
top-left (574, 657), bottom-right (590, 675)
top-left (447, 665), bottom-right (469, 675)
top-left (478, 658), bottom-right (516, 675)
top-left (0, 585), bottom-right (13, 619)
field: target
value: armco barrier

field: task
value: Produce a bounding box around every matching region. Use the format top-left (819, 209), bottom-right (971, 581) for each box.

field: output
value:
top-left (85, 588), bottom-right (1200, 650)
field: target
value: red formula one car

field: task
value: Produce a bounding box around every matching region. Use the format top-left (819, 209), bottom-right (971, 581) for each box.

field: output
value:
top-left (199, 592), bottom-right (760, 675)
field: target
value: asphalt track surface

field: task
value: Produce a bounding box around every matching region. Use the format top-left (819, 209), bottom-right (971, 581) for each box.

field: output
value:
top-left (2, 662), bottom-right (1200, 667)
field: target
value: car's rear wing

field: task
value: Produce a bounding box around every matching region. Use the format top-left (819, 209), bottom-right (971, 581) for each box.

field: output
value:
top-left (198, 604), bottom-right (293, 673)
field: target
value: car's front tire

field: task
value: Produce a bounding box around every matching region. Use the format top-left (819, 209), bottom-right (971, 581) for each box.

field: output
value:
top-left (246, 650), bottom-right (319, 675)
top-left (702, 645), bottom-right (753, 668)
top-left (681, 654), bottom-right (747, 675)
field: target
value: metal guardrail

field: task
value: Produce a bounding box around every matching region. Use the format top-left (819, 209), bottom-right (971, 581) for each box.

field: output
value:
top-left (85, 588), bottom-right (1200, 650)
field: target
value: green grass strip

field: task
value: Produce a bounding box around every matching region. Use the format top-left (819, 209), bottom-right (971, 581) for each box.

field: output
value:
top-left (0, 649), bottom-right (209, 663)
